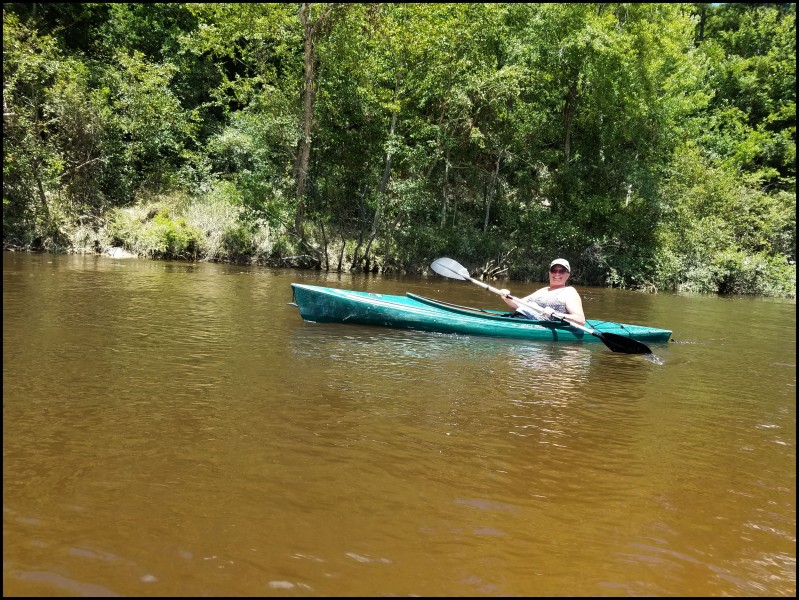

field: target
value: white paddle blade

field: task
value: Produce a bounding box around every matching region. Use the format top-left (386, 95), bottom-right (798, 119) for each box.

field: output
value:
top-left (430, 257), bottom-right (470, 280)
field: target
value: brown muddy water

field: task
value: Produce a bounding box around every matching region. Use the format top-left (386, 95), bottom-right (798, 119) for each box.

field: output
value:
top-left (3, 252), bottom-right (795, 597)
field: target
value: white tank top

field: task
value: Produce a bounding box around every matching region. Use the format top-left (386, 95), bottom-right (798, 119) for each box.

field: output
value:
top-left (517, 286), bottom-right (570, 319)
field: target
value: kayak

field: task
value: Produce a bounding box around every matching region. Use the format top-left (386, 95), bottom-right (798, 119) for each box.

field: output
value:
top-left (290, 283), bottom-right (672, 344)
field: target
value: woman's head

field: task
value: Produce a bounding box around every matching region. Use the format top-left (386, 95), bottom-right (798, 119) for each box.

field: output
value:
top-left (548, 258), bottom-right (570, 284)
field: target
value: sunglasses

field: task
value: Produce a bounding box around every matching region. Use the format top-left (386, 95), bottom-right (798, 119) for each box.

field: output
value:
top-left (549, 268), bottom-right (569, 274)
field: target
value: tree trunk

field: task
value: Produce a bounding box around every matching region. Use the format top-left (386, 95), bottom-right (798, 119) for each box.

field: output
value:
top-left (294, 4), bottom-right (315, 237)
top-left (319, 219), bottom-right (329, 271)
top-left (30, 98), bottom-right (51, 224)
top-left (483, 154), bottom-right (501, 232)
top-left (697, 5), bottom-right (706, 45)
top-left (361, 110), bottom-right (397, 268)
top-left (294, 3), bottom-right (338, 238)
top-left (350, 184), bottom-right (370, 268)
top-left (32, 160), bottom-right (51, 223)
top-left (439, 155), bottom-right (450, 228)
top-left (336, 223), bottom-right (346, 271)
top-left (563, 82), bottom-right (578, 163)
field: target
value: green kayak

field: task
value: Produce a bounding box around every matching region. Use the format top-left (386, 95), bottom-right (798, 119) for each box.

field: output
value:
top-left (290, 283), bottom-right (672, 344)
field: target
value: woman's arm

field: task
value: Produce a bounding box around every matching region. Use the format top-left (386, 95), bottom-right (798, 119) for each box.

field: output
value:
top-left (563, 288), bottom-right (585, 325)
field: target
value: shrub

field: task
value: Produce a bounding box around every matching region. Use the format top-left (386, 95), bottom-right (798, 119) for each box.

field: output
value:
top-left (109, 203), bottom-right (202, 259)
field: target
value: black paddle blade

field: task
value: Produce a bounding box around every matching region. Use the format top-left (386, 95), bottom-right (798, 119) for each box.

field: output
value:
top-left (596, 331), bottom-right (652, 355)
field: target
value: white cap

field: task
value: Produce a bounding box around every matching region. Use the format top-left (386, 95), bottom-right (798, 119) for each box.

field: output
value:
top-left (550, 258), bottom-right (570, 271)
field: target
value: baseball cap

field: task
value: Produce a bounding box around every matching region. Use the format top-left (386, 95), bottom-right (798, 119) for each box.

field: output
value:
top-left (549, 258), bottom-right (570, 272)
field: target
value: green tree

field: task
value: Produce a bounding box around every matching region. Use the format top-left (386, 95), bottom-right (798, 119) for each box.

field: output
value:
top-left (3, 11), bottom-right (104, 247)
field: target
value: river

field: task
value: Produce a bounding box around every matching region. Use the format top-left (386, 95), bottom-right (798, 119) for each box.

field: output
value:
top-left (3, 252), bottom-right (795, 596)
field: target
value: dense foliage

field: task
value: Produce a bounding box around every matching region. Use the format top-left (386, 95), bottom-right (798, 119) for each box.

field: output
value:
top-left (3, 3), bottom-right (795, 296)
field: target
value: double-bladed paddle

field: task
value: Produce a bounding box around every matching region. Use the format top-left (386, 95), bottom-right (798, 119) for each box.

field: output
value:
top-left (430, 257), bottom-right (652, 355)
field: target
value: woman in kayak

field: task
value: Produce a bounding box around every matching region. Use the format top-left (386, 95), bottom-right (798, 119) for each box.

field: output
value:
top-left (498, 258), bottom-right (586, 325)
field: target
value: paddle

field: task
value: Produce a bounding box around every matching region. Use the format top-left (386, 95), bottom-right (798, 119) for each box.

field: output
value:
top-left (430, 257), bottom-right (652, 355)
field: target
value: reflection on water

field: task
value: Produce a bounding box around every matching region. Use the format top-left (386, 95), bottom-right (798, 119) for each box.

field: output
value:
top-left (3, 252), bottom-right (795, 597)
